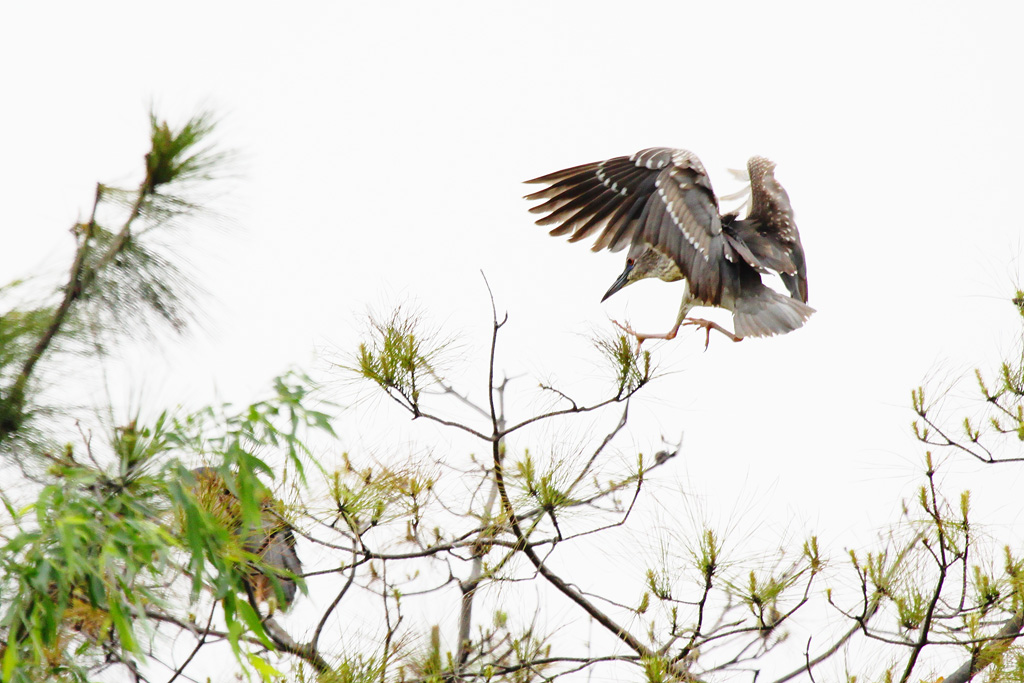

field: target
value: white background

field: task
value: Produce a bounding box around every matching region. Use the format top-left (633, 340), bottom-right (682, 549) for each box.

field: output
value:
top-left (2, 2), bottom-right (1023, 680)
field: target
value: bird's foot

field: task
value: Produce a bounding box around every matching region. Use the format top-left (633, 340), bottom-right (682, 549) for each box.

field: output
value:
top-left (612, 319), bottom-right (679, 347)
top-left (681, 318), bottom-right (743, 350)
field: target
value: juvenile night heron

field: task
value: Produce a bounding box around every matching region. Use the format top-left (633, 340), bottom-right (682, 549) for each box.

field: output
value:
top-left (524, 148), bottom-right (813, 343)
top-left (191, 467), bottom-right (302, 612)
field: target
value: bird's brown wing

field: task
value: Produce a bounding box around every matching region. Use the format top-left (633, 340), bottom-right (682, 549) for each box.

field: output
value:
top-left (741, 156), bottom-right (808, 302)
top-left (524, 152), bottom-right (659, 252)
top-left (525, 147), bottom-right (734, 304)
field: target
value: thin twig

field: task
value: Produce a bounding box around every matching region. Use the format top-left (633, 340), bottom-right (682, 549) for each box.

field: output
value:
top-left (165, 602), bottom-right (217, 683)
top-left (311, 538), bottom-right (359, 654)
top-left (771, 532), bottom-right (925, 683)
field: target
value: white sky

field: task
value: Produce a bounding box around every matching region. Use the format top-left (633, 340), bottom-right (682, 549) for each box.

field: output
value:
top-left (3, 1), bottom-right (1024, 680)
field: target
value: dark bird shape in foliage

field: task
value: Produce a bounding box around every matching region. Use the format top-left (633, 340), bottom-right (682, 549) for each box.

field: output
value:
top-left (191, 467), bottom-right (302, 612)
top-left (525, 148), bottom-right (813, 344)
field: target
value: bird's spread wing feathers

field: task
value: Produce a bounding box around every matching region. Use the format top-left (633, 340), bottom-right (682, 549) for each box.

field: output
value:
top-left (525, 147), bottom-right (734, 304)
top-left (526, 156), bottom-right (652, 251)
top-left (747, 156), bottom-right (797, 243)
top-left (741, 156), bottom-right (809, 302)
top-left (652, 153), bottom-right (722, 259)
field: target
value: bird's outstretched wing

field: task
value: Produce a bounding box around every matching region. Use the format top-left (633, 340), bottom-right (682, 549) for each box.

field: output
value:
top-left (525, 147), bottom-right (734, 305)
top-left (725, 156), bottom-right (808, 302)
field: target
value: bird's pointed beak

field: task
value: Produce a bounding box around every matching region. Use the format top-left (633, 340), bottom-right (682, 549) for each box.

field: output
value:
top-left (602, 264), bottom-right (633, 302)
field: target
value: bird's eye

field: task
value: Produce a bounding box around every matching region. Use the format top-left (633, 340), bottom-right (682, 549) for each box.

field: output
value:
top-left (626, 258), bottom-right (635, 267)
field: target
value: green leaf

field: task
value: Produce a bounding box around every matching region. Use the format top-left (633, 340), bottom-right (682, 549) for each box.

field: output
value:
top-left (248, 652), bottom-right (285, 679)
top-left (108, 598), bottom-right (138, 653)
top-left (236, 600), bottom-right (274, 649)
top-left (2, 635), bottom-right (18, 680)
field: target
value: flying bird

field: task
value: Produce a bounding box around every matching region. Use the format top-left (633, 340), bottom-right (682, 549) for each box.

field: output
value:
top-left (524, 148), bottom-right (813, 344)
top-left (191, 467), bottom-right (302, 612)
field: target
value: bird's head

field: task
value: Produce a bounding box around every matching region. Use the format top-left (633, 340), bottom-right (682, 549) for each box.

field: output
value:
top-left (601, 244), bottom-right (682, 302)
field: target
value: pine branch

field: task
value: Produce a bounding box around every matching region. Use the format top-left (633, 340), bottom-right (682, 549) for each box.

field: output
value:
top-left (0, 186), bottom-right (102, 439)
top-left (0, 111), bottom-right (223, 444)
top-left (943, 610), bottom-right (1024, 683)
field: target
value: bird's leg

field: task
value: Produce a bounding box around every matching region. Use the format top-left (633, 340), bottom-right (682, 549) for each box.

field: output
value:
top-left (610, 286), bottom-right (694, 345)
top-left (612, 318), bottom-right (681, 345)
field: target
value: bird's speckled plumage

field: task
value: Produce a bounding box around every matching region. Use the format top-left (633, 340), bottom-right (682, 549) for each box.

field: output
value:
top-left (524, 148), bottom-right (813, 339)
top-left (190, 467), bottom-right (302, 611)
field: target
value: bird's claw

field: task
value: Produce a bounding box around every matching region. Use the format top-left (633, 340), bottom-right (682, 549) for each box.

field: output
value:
top-left (680, 318), bottom-right (742, 350)
top-left (611, 319), bottom-right (634, 336)
top-left (612, 319), bottom-right (647, 350)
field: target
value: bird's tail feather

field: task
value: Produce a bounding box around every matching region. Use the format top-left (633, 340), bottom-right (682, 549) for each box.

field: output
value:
top-left (733, 288), bottom-right (815, 338)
